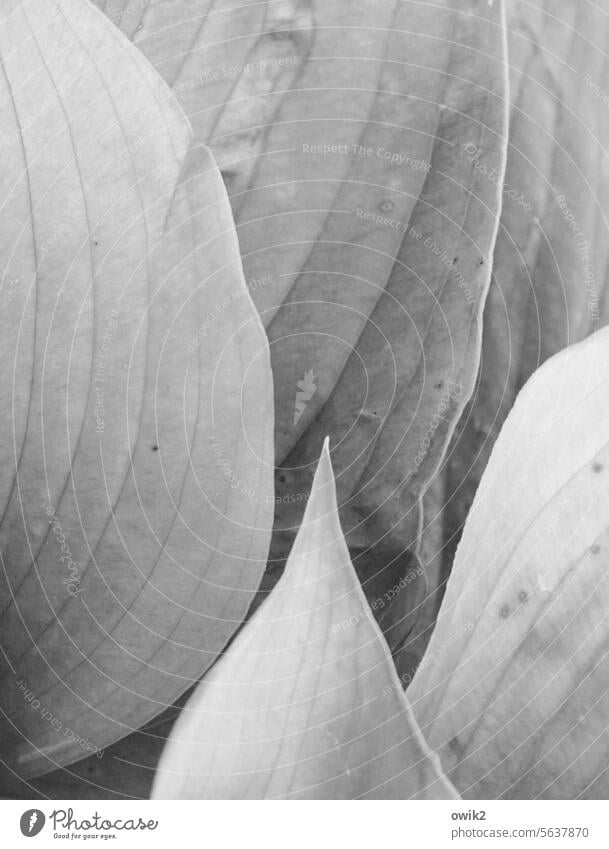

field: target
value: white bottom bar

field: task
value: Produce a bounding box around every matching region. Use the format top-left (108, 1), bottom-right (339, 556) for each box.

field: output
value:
top-left (1, 800), bottom-right (607, 848)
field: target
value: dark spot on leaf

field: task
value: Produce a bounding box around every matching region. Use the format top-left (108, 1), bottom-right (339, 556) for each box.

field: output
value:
top-left (500, 604), bottom-right (510, 618)
top-left (452, 257), bottom-right (459, 264)
top-left (380, 200), bottom-right (394, 212)
top-left (435, 381), bottom-right (443, 390)
top-left (519, 590), bottom-right (528, 603)
top-left (94, 240), bottom-right (99, 246)
top-left (592, 462), bottom-right (603, 473)
top-left (269, 28), bottom-right (296, 41)
top-left (152, 445), bottom-right (158, 452)
top-left (592, 544), bottom-right (601, 555)
top-left (449, 736), bottom-right (464, 756)
top-left (277, 473), bottom-right (287, 485)
top-left (479, 259), bottom-right (485, 266)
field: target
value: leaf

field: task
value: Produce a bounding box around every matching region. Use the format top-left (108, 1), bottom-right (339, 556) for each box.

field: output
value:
top-left (0, 0), bottom-right (273, 780)
top-left (408, 326), bottom-right (609, 799)
top-left (96, 0), bottom-right (510, 662)
top-left (22, 705), bottom-right (181, 801)
top-left (440, 0), bottom-right (609, 582)
top-left (151, 440), bottom-right (458, 800)
top-left (6, 710), bottom-right (177, 801)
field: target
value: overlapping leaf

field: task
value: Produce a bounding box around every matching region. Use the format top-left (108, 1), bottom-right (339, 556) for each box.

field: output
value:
top-left (152, 441), bottom-right (458, 799)
top-left (95, 0), bottom-right (510, 661)
top-left (441, 0), bottom-right (609, 581)
top-left (408, 326), bottom-right (609, 799)
top-left (0, 0), bottom-right (273, 780)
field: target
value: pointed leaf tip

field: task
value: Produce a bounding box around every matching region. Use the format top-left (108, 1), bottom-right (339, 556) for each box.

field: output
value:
top-left (305, 436), bottom-right (335, 518)
top-left (286, 437), bottom-right (350, 583)
top-left (152, 446), bottom-right (457, 799)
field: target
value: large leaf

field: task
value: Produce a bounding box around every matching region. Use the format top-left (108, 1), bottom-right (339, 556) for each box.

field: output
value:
top-left (440, 0), bottom-right (609, 586)
top-left (95, 0), bottom-right (510, 660)
top-left (152, 441), bottom-right (458, 799)
top-left (409, 326), bottom-right (609, 799)
top-left (0, 0), bottom-right (273, 780)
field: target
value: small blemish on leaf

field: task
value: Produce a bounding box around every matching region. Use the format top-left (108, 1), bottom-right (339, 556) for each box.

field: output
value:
top-left (449, 736), bottom-right (464, 757)
top-left (519, 590), bottom-right (528, 603)
top-left (380, 200), bottom-right (394, 212)
top-left (592, 462), bottom-right (603, 473)
top-left (500, 604), bottom-right (510, 618)
top-left (152, 445), bottom-right (158, 452)
top-left (269, 28), bottom-right (295, 41)
top-left (277, 473), bottom-right (287, 485)
top-left (592, 544), bottom-right (601, 555)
